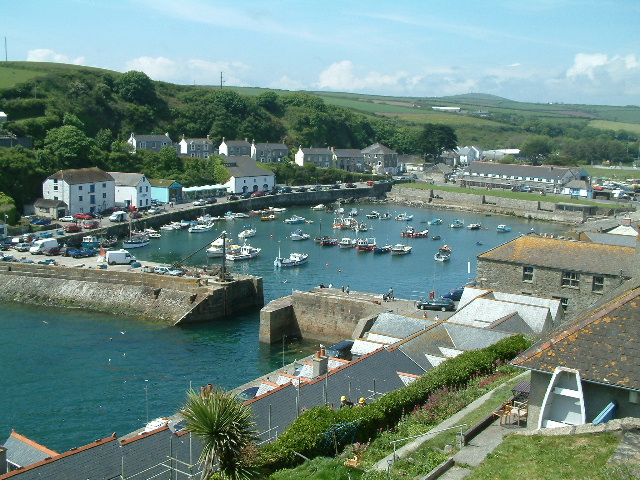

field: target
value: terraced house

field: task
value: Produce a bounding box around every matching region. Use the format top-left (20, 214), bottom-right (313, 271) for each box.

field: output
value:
top-left (459, 163), bottom-right (589, 192)
top-left (476, 234), bottom-right (633, 315)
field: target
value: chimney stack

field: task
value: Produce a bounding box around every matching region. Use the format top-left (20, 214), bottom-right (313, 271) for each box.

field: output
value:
top-left (312, 350), bottom-right (328, 377)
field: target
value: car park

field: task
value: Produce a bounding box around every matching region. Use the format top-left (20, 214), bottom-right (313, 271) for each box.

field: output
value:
top-left (59, 215), bottom-right (75, 222)
top-left (74, 213), bottom-right (93, 220)
top-left (64, 224), bottom-right (82, 233)
top-left (415, 298), bottom-right (456, 311)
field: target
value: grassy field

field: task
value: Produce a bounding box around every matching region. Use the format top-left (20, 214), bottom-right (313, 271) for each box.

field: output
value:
top-left (590, 119), bottom-right (640, 134)
top-left (0, 62), bottom-right (109, 89)
top-left (582, 165), bottom-right (640, 181)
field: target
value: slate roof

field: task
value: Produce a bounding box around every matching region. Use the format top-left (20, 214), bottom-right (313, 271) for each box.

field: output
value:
top-left (464, 163), bottom-right (579, 181)
top-left (582, 232), bottom-right (637, 247)
top-left (299, 147), bottom-right (332, 155)
top-left (3, 430), bottom-right (57, 469)
top-left (449, 297), bottom-right (550, 333)
top-left (148, 178), bottom-right (181, 188)
top-left (333, 149), bottom-right (364, 158)
top-left (46, 167), bottom-right (113, 185)
top-left (222, 140), bottom-right (251, 147)
top-left (132, 134), bottom-right (172, 142)
top-left (368, 312), bottom-right (435, 338)
top-left (254, 142), bottom-right (287, 150)
top-left (565, 179), bottom-right (590, 188)
top-left (223, 157), bottom-right (275, 178)
top-left (361, 142), bottom-right (396, 155)
top-left (108, 172), bottom-right (146, 187)
top-left (477, 234), bottom-right (634, 277)
top-left (512, 281), bottom-right (640, 392)
top-left (246, 347), bottom-right (424, 439)
top-left (33, 198), bottom-right (66, 208)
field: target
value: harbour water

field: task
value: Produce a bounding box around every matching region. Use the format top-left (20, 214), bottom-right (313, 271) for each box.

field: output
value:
top-left (0, 204), bottom-right (568, 451)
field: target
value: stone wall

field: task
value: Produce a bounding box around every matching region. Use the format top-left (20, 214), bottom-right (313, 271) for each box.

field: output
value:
top-left (0, 263), bottom-right (262, 324)
top-left (260, 289), bottom-right (384, 344)
top-left (389, 186), bottom-right (596, 222)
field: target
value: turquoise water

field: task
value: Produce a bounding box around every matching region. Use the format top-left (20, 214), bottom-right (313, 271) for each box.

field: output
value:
top-left (0, 205), bottom-right (567, 451)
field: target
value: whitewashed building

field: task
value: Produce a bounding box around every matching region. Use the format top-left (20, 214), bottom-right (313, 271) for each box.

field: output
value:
top-left (178, 135), bottom-right (215, 158)
top-left (295, 147), bottom-right (332, 168)
top-left (108, 172), bottom-right (153, 210)
top-left (219, 138), bottom-right (251, 157)
top-left (222, 156), bottom-right (276, 194)
top-left (42, 167), bottom-right (115, 215)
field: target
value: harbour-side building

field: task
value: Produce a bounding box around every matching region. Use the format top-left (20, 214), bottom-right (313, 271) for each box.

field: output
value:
top-left (42, 167), bottom-right (115, 215)
top-left (222, 156), bottom-right (276, 194)
top-left (361, 142), bottom-right (398, 175)
top-left (476, 234), bottom-right (633, 315)
top-left (295, 146), bottom-right (332, 168)
top-left (108, 172), bottom-right (153, 211)
top-left (459, 163), bottom-right (588, 192)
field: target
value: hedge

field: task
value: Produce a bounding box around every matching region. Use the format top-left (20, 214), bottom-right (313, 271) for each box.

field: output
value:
top-left (257, 335), bottom-right (531, 472)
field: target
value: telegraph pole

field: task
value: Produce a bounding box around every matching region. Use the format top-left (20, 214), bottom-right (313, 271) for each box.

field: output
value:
top-left (220, 72), bottom-right (224, 89)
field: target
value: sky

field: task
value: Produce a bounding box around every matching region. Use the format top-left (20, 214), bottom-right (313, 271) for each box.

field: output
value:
top-left (2, 0), bottom-right (639, 106)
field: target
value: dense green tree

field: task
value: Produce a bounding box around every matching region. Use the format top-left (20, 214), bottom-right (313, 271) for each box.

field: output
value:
top-left (255, 91), bottom-right (282, 115)
top-left (520, 135), bottom-right (554, 164)
top-left (0, 147), bottom-right (45, 208)
top-left (115, 71), bottom-right (157, 105)
top-left (181, 388), bottom-right (261, 480)
top-left (42, 125), bottom-right (97, 172)
top-left (417, 124), bottom-right (458, 160)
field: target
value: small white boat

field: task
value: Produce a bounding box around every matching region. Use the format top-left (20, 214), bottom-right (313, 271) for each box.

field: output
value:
top-left (226, 244), bottom-right (261, 261)
top-left (366, 211), bottom-right (380, 219)
top-left (496, 224), bottom-right (511, 232)
top-left (348, 208), bottom-right (359, 217)
top-left (354, 222), bottom-right (368, 232)
top-left (434, 251), bottom-right (450, 262)
top-left (189, 223), bottom-right (213, 233)
top-left (450, 219), bottom-right (464, 228)
top-left (467, 223), bottom-right (482, 230)
top-left (290, 229), bottom-right (311, 241)
top-left (310, 204), bottom-right (326, 211)
top-left (123, 235), bottom-right (149, 249)
top-left (160, 224), bottom-right (179, 231)
top-left (148, 232), bottom-right (162, 239)
top-left (238, 226), bottom-right (257, 238)
top-left (338, 237), bottom-right (357, 248)
top-left (391, 244), bottom-right (412, 255)
top-left (395, 213), bottom-right (414, 222)
top-left (380, 212), bottom-right (392, 220)
top-left (206, 237), bottom-right (238, 257)
top-left (274, 251), bottom-right (309, 267)
top-left (539, 367), bottom-right (586, 429)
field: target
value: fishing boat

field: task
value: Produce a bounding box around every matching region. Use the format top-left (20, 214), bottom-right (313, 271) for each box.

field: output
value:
top-left (310, 204), bottom-right (325, 211)
top-left (496, 224), bottom-right (511, 232)
top-left (366, 211), bottom-right (380, 219)
top-left (81, 235), bottom-right (100, 248)
top-left (431, 235), bottom-right (441, 241)
top-left (373, 244), bottom-right (392, 254)
top-left (261, 214), bottom-right (278, 221)
top-left (356, 237), bottom-right (376, 252)
top-left (206, 236), bottom-right (239, 257)
top-left (354, 222), bottom-right (368, 232)
top-left (123, 221), bottom-right (150, 249)
top-left (391, 244), bottom-right (412, 255)
top-left (395, 213), bottom-right (414, 222)
top-left (427, 218), bottom-right (442, 225)
top-left (467, 223), bottom-right (482, 230)
top-left (188, 223), bottom-right (213, 233)
top-left (379, 212), bottom-right (392, 220)
top-left (400, 226), bottom-right (429, 238)
top-left (283, 215), bottom-right (306, 224)
top-left (321, 237), bottom-right (339, 246)
top-left (274, 249), bottom-right (309, 267)
top-left (333, 217), bottom-right (358, 229)
top-left (434, 251), bottom-right (451, 262)
top-left (439, 244), bottom-right (452, 253)
top-left (238, 226), bottom-right (257, 238)
top-left (338, 237), bottom-right (357, 249)
top-left (290, 229), bottom-right (311, 241)
top-left (226, 244), bottom-right (261, 261)
top-left (450, 219), bottom-right (464, 228)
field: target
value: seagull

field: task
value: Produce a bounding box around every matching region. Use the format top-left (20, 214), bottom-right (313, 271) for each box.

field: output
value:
top-left (43, 321), bottom-right (49, 324)
top-left (120, 331), bottom-right (126, 334)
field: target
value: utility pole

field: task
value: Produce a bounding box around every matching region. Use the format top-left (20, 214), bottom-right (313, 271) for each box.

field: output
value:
top-left (220, 72), bottom-right (224, 89)
top-left (4, 37), bottom-right (7, 61)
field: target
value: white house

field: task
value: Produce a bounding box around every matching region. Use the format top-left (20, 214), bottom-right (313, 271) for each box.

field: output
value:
top-left (127, 133), bottom-right (174, 153)
top-left (457, 146), bottom-right (483, 165)
top-left (361, 142), bottom-right (398, 175)
top-left (43, 167), bottom-right (115, 215)
top-left (108, 172), bottom-right (153, 210)
top-left (219, 138), bottom-right (251, 157)
top-left (178, 135), bottom-right (215, 158)
top-left (221, 156), bottom-right (276, 194)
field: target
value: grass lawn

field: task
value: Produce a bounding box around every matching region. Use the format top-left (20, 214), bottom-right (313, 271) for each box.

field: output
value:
top-left (582, 165), bottom-right (640, 181)
top-left (467, 433), bottom-right (620, 480)
top-left (268, 456), bottom-right (366, 480)
top-left (401, 182), bottom-right (630, 209)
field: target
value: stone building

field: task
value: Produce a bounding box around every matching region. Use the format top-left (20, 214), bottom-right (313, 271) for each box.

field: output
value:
top-left (476, 234), bottom-right (633, 315)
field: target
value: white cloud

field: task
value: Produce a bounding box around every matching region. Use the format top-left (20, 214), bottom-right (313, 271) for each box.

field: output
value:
top-left (566, 53), bottom-right (610, 79)
top-left (564, 53), bottom-right (640, 102)
top-left (316, 61), bottom-right (413, 92)
top-left (124, 56), bottom-right (250, 86)
top-left (268, 76), bottom-right (306, 91)
top-left (27, 49), bottom-right (85, 65)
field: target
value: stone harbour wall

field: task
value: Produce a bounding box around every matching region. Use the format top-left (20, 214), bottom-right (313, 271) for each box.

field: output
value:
top-left (0, 263), bottom-right (263, 324)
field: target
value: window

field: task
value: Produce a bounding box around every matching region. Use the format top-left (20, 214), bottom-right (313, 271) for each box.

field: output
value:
top-left (592, 276), bottom-right (604, 292)
top-left (90, 195), bottom-right (95, 204)
top-left (561, 271), bottom-right (580, 288)
top-left (522, 266), bottom-right (534, 282)
top-left (103, 193), bottom-right (106, 199)
top-left (191, 144), bottom-right (195, 151)
top-left (103, 183), bottom-right (106, 188)
top-left (78, 196), bottom-right (83, 201)
top-left (553, 296), bottom-right (569, 310)
top-left (78, 185), bottom-right (83, 191)
top-left (89, 184), bottom-right (95, 193)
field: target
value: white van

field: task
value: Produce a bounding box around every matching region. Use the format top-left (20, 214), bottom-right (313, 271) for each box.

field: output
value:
top-left (105, 249), bottom-right (136, 265)
top-left (109, 211), bottom-right (127, 222)
top-left (29, 238), bottom-right (59, 255)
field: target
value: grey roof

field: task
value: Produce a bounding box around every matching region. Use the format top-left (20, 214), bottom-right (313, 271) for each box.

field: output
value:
top-left (361, 142), bottom-right (396, 155)
top-left (47, 168), bottom-right (114, 185)
top-left (333, 149), bottom-right (364, 158)
top-left (148, 178), bottom-right (182, 188)
top-left (183, 137), bottom-right (212, 144)
top-left (108, 172), bottom-right (147, 187)
top-left (464, 163), bottom-right (581, 181)
top-left (254, 142), bottom-right (288, 150)
top-left (3, 431), bottom-right (57, 468)
top-left (133, 134), bottom-right (173, 142)
top-left (246, 347), bottom-right (424, 439)
top-left (564, 179), bottom-right (590, 188)
top-left (33, 198), bottom-right (66, 208)
top-left (223, 157), bottom-right (275, 178)
top-left (222, 140), bottom-right (250, 147)
top-left (582, 232), bottom-right (637, 247)
top-left (369, 312), bottom-right (435, 338)
top-left (299, 147), bottom-right (332, 155)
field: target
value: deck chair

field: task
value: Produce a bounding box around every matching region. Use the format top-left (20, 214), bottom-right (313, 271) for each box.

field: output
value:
top-left (493, 400), bottom-right (514, 425)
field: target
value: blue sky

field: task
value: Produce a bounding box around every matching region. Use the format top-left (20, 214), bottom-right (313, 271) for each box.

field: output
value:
top-left (3, 0), bottom-right (639, 106)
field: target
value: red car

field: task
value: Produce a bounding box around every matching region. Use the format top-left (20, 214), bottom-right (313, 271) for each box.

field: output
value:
top-left (64, 224), bottom-right (82, 233)
top-left (75, 213), bottom-right (93, 220)
top-left (129, 212), bottom-right (143, 219)
top-left (83, 220), bottom-right (100, 229)
top-left (251, 191), bottom-right (266, 197)
top-left (345, 183), bottom-right (357, 188)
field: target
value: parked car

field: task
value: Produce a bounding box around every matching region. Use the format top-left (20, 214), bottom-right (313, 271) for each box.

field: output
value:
top-left (64, 224), bottom-right (82, 233)
top-left (83, 220), bottom-right (100, 229)
top-left (58, 215), bottom-right (75, 222)
top-left (240, 192), bottom-right (253, 199)
top-left (329, 184), bottom-right (341, 189)
top-left (366, 181), bottom-right (375, 186)
top-left (278, 186), bottom-right (293, 193)
top-left (205, 198), bottom-right (218, 204)
top-left (58, 246), bottom-right (74, 257)
top-left (30, 218), bottom-right (52, 225)
top-left (147, 207), bottom-right (165, 214)
top-left (69, 248), bottom-right (98, 259)
top-left (74, 213), bottom-right (93, 220)
top-left (251, 191), bottom-right (266, 197)
top-left (153, 265), bottom-right (184, 276)
top-left (441, 287), bottom-right (465, 302)
top-left (192, 199), bottom-right (207, 206)
top-left (42, 246), bottom-right (61, 256)
top-left (267, 189), bottom-right (277, 195)
top-left (415, 298), bottom-right (456, 312)
top-left (345, 183), bottom-right (357, 188)
top-left (228, 195), bottom-right (239, 201)
top-left (309, 185), bottom-right (323, 191)
top-left (129, 211), bottom-right (143, 219)
top-left (295, 186), bottom-right (308, 192)
top-left (13, 242), bottom-right (32, 252)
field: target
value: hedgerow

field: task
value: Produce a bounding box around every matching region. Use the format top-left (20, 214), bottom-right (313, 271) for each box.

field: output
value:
top-left (258, 335), bottom-right (530, 472)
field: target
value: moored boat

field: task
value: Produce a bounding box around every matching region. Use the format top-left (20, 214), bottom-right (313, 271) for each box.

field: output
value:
top-left (188, 223), bottom-right (213, 233)
top-left (226, 244), bottom-right (261, 261)
top-left (81, 235), bottom-right (100, 249)
top-left (439, 244), bottom-right (452, 253)
top-left (496, 224), bottom-right (511, 232)
top-left (450, 219), bottom-right (464, 228)
top-left (356, 237), bottom-right (376, 252)
top-left (283, 215), bottom-right (306, 224)
top-left (274, 250), bottom-right (309, 267)
top-left (373, 244), bottom-right (392, 254)
top-left (238, 226), bottom-right (257, 238)
top-left (290, 229), bottom-right (311, 241)
top-left (391, 244), bottom-right (412, 255)
top-left (427, 218), bottom-right (442, 225)
top-left (261, 214), bottom-right (278, 221)
top-left (395, 213), bottom-right (414, 222)
top-left (310, 204), bottom-right (326, 211)
top-left (338, 237), bottom-right (357, 248)
top-left (467, 223), bottom-right (482, 230)
top-left (320, 237), bottom-right (339, 246)
top-left (206, 236), bottom-right (239, 257)
top-left (400, 226), bottom-right (429, 238)
top-left (123, 235), bottom-right (149, 249)
top-left (365, 211), bottom-right (380, 219)
top-left (431, 235), bottom-right (441, 241)
top-left (434, 251), bottom-right (451, 261)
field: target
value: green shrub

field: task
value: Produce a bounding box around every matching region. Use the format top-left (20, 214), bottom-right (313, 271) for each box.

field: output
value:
top-left (258, 335), bottom-right (531, 472)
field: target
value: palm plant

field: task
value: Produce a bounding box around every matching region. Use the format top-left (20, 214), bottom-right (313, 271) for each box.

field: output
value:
top-left (181, 388), bottom-right (262, 480)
